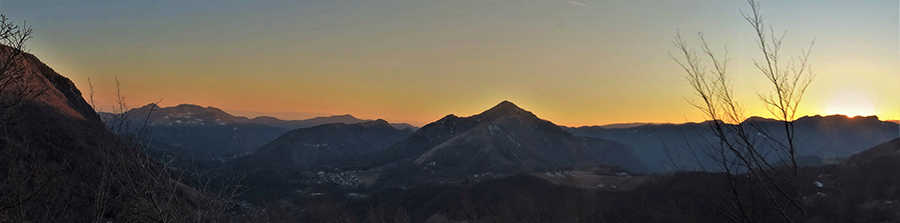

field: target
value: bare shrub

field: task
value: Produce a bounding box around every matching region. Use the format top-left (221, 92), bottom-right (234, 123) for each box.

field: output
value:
top-left (671, 1), bottom-right (816, 222)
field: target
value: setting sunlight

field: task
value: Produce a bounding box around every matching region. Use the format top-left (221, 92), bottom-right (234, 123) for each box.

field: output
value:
top-left (826, 91), bottom-right (876, 117)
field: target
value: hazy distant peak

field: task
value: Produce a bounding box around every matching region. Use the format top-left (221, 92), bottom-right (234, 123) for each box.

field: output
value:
top-left (332, 114), bottom-right (356, 118)
top-left (744, 116), bottom-right (778, 122)
top-left (738, 114), bottom-right (887, 124)
top-left (138, 103), bottom-right (161, 109)
top-left (359, 119), bottom-right (392, 128)
top-left (596, 122), bottom-right (660, 129)
top-left (250, 115), bottom-right (280, 121)
top-left (171, 104), bottom-right (212, 113)
top-left (174, 104), bottom-right (203, 108)
top-left (309, 119), bottom-right (392, 130)
top-left (795, 114), bottom-right (882, 123)
top-left (133, 103), bottom-right (211, 112)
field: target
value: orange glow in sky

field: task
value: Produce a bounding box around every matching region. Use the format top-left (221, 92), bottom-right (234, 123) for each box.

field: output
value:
top-left (826, 91), bottom-right (876, 117)
top-left (7, 0), bottom-right (898, 126)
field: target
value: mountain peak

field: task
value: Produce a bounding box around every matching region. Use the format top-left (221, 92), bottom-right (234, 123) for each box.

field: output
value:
top-left (743, 116), bottom-right (778, 123)
top-left (481, 100), bottom-right (527, 116)
top-left (174, 104), bottom-right (204, 109)
top-left (372, 100), bottom-right (648, 180)
top-left (359, 119), bottom-right (392, 129)
top-left (139, 103), bottom-right (161, 109)
top-left (493, 100), bottom-right (519, 109)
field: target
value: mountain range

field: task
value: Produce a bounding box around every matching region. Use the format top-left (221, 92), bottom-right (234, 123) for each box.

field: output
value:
top-left (566, 115), bottom-right (900, 172)
top-left (114, 103), bottom-right (417, 130)
top-left (219, 101), bottom-right (648, 202)
top-left (99, 103), bottom-right (416, 160)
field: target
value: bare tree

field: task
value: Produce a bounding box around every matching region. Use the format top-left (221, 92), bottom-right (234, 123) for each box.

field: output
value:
top-left (671, 1), bottom-right (815, 222)
top-left (0, 15), bottom-right (43, 124)
top-left (93, 78), bottom-right (269, 223)
top-left (0, 14), bottom-right (64, 222)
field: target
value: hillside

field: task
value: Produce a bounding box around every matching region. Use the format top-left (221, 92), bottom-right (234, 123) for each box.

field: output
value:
top-left (370, 101), bottom-right (647, 184)
top-left (0, 47), bottom-right (218, 222)
top-left (305, 137), bottom-right (900, 223)
top-left (233, 119), bottom-right (414, 170)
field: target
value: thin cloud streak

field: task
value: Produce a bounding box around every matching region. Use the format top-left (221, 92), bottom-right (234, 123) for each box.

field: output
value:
top-left (565, 1), bottom-right (588, 7)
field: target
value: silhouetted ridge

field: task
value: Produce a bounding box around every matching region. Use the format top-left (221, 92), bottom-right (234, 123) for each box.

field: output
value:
top-left (567, 114), bottom-right (899, 172)
top-left (795, 114), bottom-right (881, 123)
top-left (489, 100), bottom-right (520, 111)
top-left (0, 46), bottom-right (202, 221)
top-left (333, 114), bottom-right (356, 118)
top-left (844, 137), bottom-right (900, 166)
top-left (743, 116), bottom-right (778, 123)
top-left (137, 103), bottom-right (161, 110)
top-left (476, 100), bottom-right (536, 120)
top-left (435, 114), bottom-right (460, 123)
top-left (359, 119), bottom-right (393, 129)
top-left (7, 46), bottom-right (98, 121)
top-left (175, 104), bottom-right (204, 109)
top-left (314, 119), bottom-right (394, 130)
top-left (249, 116), bottom-right (280, 122)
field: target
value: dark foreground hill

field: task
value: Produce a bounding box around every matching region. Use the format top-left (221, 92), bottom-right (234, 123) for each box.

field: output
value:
top-left (0, 47), bottom-right (231, 222)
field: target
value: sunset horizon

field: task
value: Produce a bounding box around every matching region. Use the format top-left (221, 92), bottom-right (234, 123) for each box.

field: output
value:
top-left (118, 99), bottom-right (898, 128)
top-left (1, 0), bottom-right (899, 222)
top-left (6, 0), bottom-right (896, 127)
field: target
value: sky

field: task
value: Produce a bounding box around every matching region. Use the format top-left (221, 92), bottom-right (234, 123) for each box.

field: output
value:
top-left (2, 0), bottom-right (897, 126)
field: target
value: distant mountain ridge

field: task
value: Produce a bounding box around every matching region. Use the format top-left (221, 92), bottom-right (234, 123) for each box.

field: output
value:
top-left (108, 103), bottom-right (417, 130)
top-left (573, 122), bottom-right (663, 129)
top-left (567, 114), bottom-right (900, 172)
top-left (98, 103), bottom-right (417, 160)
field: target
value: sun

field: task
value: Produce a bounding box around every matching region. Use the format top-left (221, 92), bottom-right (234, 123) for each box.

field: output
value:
top-left (825, 91), bottom-right (876, 117)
